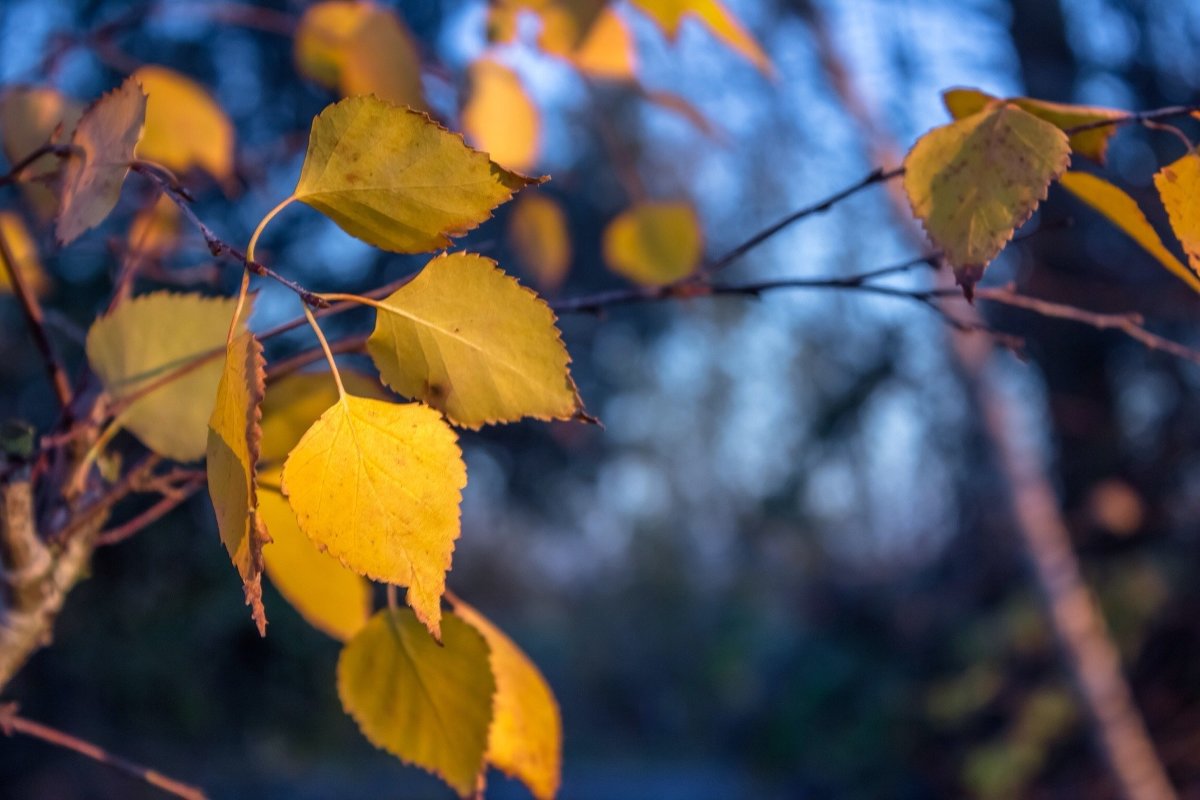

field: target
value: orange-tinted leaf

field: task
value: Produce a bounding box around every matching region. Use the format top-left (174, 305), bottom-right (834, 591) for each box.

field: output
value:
top-left (509, 192), bottom-right (571, 291)
top-left (295, 0), bottom-right (426, 111)
top-left (603, 201), bottom-right (703, 286)
top-left (206, 330), bottom-right (269, 635)
top-left (133, 66), bottom-right (235, 186)
top-left (1154, 152), bottom-right (1200, 281)
top-left (0, 87), bottom-right (82, 220)
top-left (0, 212), bottom-right (51, 297)
top-left (127, 194), bottom-right (182, 259)
top-left (462, 60), bottom-right (540, 174)
top-left (260, 472), bottom-right (371, 642)
top-left (452, 596), bottom-right (562, 800)
top-left (1059, 171), bottom-right (1200, 293)
top-left (628, 0), bottom-right (772, 75)
top-left (568, 7), bottom-right (636, 80)
top-left (56, 77), bottom-right (147, 244)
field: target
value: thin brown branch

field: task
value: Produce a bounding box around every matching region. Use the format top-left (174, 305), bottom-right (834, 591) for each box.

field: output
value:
top-left (130, 163), bottom-right (329, 309)
top-left (0, 144), bottom-right (76, 188)
top-left (0, 703), bottom-right (207, 800)
top-left (266, 334), bottom-right (370, 382)
top-left (51, 455), bottom-right (161, 545)
top-left (0, 223), bottom-right (73, 410)
top-left (702, 165), bottom-right (906, 276)
top-left (1064, 103), bottom-right (1200, 136)
top-left (97, 475), bottom-right (205, 547)
top-left (973, 286), bottom-right (1200, 365)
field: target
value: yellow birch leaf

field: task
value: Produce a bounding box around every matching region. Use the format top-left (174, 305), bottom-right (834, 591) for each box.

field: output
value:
top-left (569, 7), bottom-right (636, 80)
top-left (293, 95), bottom-right (541, 253)
top-left (338, 608), bottom-right (494, 797)
top-left (260, 370), bottom-right (387, 464)
top-left (206, 330), bottom-right (269, 635)
top-left (903, 103), bottom-right (1070, 294)
top-left (85, 292), bottom-right (249, 461)
top-left (509, 192), bottom-right (571, 291)
top-left (295, 1), bottom-right (427, 111)
top-left (1059, 171), bottom-right (1200, 292)
top-left (127, 194), bottom-right (182, 259)
top-left (0, 212), bottom-right (51, 297)
top-left (603, 200), bottom-right (703, 286)
top-left (0, 87), bottom-right (82, 221)
top-left (365, 252), bottom-right (583, 428)
top-left (132, 66), bottom-right (235, 187)
top-left (462, 60), bottom-right (540, 174)
top-left (1154, 152), bottom-right (1200, 280)
top-left (260, 472), bottom-right (371, 642)
top-left (942, 87), bottom-right (1125, 163)
top-left (280, 395), bottom-right (466, 638)
top-left (628, 0), bottom-right (773, 75)
top-left (56, 77), bottom-right (146, 244)
top-left (451, 596), bottom-right (562, 800)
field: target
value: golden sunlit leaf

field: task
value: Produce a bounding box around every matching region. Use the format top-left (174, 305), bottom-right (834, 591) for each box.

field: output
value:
top-left (1154, 152), bottom-right (1200, 281)
top-left (260, 471), bottom-right (371, 642)
top-left (568, 7), bottom-right (636, 79)
top-left (904, 102), bottom-right (1070, 294)
top-left (0, 212), bottom-right (51, 297)
top-left (0, 87), bottom-right (82, 221)
top-left (603, 200), bottom-right (703, 286)
top-left (56, 77), bottom-right (147, 244)
top-left (493, 0), bottom-right (609, 52)
top-left (509, 192), bottom-right (571, 291)
top-left (258, 371), bottom-right (381, 641)
top-left (280, 395), bottom-right (466, 638)
top-left (338, 608), bottom-right (494, 797)
top-left (628, 0), bottom-right (773, 75)
top-left (462, 60), bottom-right (540, 174)
top-left (259, 370), bottom-right (388, 463)
top-left (206, 330), bottom-right (269, 635)
top-left (366, 252), bottom-right (584, 428)
top-left (86, 292), bottom-right (248, 461)
top-left (127, 194), bottom-right (182, 259)
top-left (133, 66), bottom-right (235, 187)
top-left (943, 87), bottom-right (1125, 163)
top-left (295, 1), bottom-right (427, 111)
top-left (452, 596), bottom-right (562, 800)
top-left (293, 95), bottom-right (541, 253)
top-left (1059, 171), bottom-right (1200, 293)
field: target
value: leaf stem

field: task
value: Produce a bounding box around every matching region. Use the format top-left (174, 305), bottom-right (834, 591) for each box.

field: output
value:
top-left (230, 194), bottom-right (296, 343)
top-left (303, 304), bottom-right (345, 400)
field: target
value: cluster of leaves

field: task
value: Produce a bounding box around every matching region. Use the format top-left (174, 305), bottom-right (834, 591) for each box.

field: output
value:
top-left (906, 87), bottom-right (1200, 297)
top-left (7, 1), bottom-right (1198, 797)
top-left (0, 1), bottom-right (783, 796)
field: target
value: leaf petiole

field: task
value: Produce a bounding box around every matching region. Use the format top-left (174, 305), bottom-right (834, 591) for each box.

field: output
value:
top-left (302, 304), bottom-right (346, 400)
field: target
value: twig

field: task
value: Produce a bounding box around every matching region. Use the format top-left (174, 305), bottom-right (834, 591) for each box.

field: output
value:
top-left (130, 164), bottom-right (328, 309)
top-left (0, 223), bottom-right (73, 410)
top-left (0, 703), bottom-right (207, 800)
top-left (1064, 104), bottom-right (1200, 136)
top-left (974, 286), bottom-right (1200, 365)
top-left (97, 475), bottom-right (205, 546)
top-left (702, 165), bottom-right (906, 276)
top-left (0, 144), bottom-right (76, 189)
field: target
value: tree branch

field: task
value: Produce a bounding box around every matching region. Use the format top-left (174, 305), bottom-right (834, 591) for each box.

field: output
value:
top-left (0, 703), bottom-right (207, 800)
top-left (130, 163), bottom-right (328, 309)
top-left (0, 222), bottom-right (73, 410)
